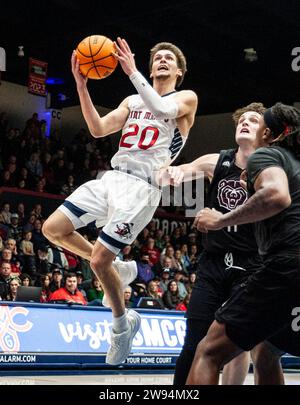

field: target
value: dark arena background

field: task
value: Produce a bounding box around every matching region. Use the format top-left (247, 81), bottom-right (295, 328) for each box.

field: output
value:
top-left (0, 0), bottom-right (300, 399)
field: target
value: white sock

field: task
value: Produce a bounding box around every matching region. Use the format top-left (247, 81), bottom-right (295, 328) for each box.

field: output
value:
top-left (113, 312), bottom-right (128, 334)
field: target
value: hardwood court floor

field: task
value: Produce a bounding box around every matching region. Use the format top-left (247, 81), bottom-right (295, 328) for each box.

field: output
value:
top-left (0, 371), bottom-right (300, 385)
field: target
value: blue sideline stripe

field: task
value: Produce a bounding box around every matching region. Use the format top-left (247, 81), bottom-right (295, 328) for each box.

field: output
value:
top-left (63, 201), bottom-right (88, 218)
top-left (100, 230), bottom-right (128, 249)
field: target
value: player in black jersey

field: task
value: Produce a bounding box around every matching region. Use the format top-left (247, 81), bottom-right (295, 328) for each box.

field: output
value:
top-left (187, 103), bottom-right (300, 385)
top-left (164, 102), bottom-right (268, 385)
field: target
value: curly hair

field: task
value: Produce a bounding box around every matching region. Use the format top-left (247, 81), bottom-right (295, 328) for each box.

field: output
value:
top-left (232, 102), bottom-right (266, 126)
top-left (268, 102), bottom-right (300, 158)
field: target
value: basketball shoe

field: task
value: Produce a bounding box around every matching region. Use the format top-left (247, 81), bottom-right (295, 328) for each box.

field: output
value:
top-left (106, 309), bottom-right (141, 365)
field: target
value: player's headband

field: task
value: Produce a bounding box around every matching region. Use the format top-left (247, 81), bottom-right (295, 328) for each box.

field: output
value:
top-left (264, 108), bottom-right (289, 137)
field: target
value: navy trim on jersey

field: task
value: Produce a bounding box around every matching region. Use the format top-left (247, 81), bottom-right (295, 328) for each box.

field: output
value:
top-left (162, 91), bottom-right (177, 97)
top-left (169, 128), bottom-right (183, 159)
top-left (99, 230), bottom-right (128, 249)
top-left (62, 201), bottom-right (87, 218)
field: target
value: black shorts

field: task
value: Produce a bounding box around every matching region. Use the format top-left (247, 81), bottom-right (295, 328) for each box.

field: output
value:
top-left (267, 309), bottom-right (300, 357)
top-left (216, 254), bottom-right (300, 352)
top-left (186, 250), bottom-right (263, 321)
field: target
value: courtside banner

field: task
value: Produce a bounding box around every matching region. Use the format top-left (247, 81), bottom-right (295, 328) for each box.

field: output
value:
top-left (28, 58), bottom-right (48, 96)
top-left (0, 303), bottom-right (186, 368)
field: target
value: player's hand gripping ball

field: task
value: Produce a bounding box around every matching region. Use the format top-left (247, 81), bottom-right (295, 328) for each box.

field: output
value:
top-left (76, 35), bottom-right (118, 79)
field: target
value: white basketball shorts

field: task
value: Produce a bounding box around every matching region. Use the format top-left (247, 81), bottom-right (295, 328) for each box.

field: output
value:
top-left (58, 171), bottom-right (161, 254)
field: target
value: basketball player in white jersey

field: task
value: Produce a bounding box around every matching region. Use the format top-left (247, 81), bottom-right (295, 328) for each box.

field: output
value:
top-left (42, 37), bottom-right (198, 365)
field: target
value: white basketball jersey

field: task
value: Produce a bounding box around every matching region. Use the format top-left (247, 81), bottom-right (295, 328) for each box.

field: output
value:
top-left (111, 93), bottom-right (186, 178)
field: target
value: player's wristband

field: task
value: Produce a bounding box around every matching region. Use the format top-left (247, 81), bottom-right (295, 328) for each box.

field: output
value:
top-left (129, 71), bottom-right (178, 119)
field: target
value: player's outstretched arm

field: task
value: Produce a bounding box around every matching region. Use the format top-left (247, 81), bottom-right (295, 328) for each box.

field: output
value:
top-left (71, 51), bottom-right (129, 137)
top-left (158, 153), bottom-right (219, 186)
top-left (178, 153), bottom-right (220, 181)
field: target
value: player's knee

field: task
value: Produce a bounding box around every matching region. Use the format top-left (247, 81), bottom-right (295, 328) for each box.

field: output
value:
top-left (197, 338), bottom-right (215, 359)
top-left (42, 218), bottom-right (64, 242)
top-left (196, 337), bottom-right (226, 367)
top-left (42, 219), bottom-right (53, 240)
top-left (90, 256), bottom-right (101, 273)
top-left (90, 252), bottom-right (111, 276)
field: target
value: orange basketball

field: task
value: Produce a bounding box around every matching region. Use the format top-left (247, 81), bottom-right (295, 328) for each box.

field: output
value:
top-left (75, 35), bottom-right (118, 79)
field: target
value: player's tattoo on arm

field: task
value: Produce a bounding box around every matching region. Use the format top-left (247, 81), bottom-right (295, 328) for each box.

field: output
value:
top-left (220, 187), bottom-right (283, 227)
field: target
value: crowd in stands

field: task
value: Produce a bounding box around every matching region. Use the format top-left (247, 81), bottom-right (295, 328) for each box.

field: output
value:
top-left (0, 111), bottom-right (201, 310)
top-left (0, 111), bottom-right (113, 195)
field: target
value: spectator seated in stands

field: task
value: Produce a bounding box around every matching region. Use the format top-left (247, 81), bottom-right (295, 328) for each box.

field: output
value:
top-left (31, 218), bottom-right (48, 251)
top-left (47, 242), bottom-right (69, 270)
top-left (175, 292), bottom-right (191, 312)
top-left (140, 238), bottom-right (161, 266)
top-left (35, 244), bottom-right (52, 275)
top-left (185, 271), bottom-right (196, 294)
top-left (0, 171), bottom-right (14, 188)
top-left (146, 280), bottom-right (165, 309)
top-left (160, 245), bottom-right (177, 269)
top-left (124, 285), bottom-right (134, 308)
top-left (0, 221), bottom-right (8, 241)
top-left (75, 270), bottom-right (87, 299)
top-left (0, 262), bottom-right (12, 299)
top-left (5, 276), bottom-right (21, 301)
top-left (7, 213), bottom-right (23, 244)
top-left (26, 152), bottom-right (43, 180)
top-left (0, 248), bottom-right (20, 275)
top-left (163, 280), bottom-right (183, 310)
top-left (188, 243), bottom-right (199, 271)
top-left (39, 274), bottom-right (52, 303)
top-left (60, 175), bottom-right (77, 196)
top-left (180, 244), bottom-right (191, 271)
top-left (86, 276), bottom-right (104, 306)
top-left (19, 231), bottom-right (36, 275)
top-left (30, 204), bottom-right (44, 222)
top-left (173, 249), bottom-right (188, 275)
top-left (159, 268), bottom-right (171, 293)
top-left (136, 253), bottom-right (155, 284)
top-left (49, 272), bottom-right (87, 305)
top-left (171, 226), bottom-right (187, 250)
top-left (173, 270), bottom-right (188, 300)
top-left (20, 273), bottom-right (33, 287)
top-left (153, 229), bottom-right (165, 251)
top-left (22, 213), bottom-right (37, 233)
top-left (5, 238), bottom-right (18, 259)
top-left (17, 203), bottom-right (26, 226)
top-left (49, 265), bottom-right (64, 293)
top-left (156, 256), bottom-right (177, 278)
top-left (0, 202), bottom-right (12, 225)
top-left (131, 282), bottom-right (148, 306)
